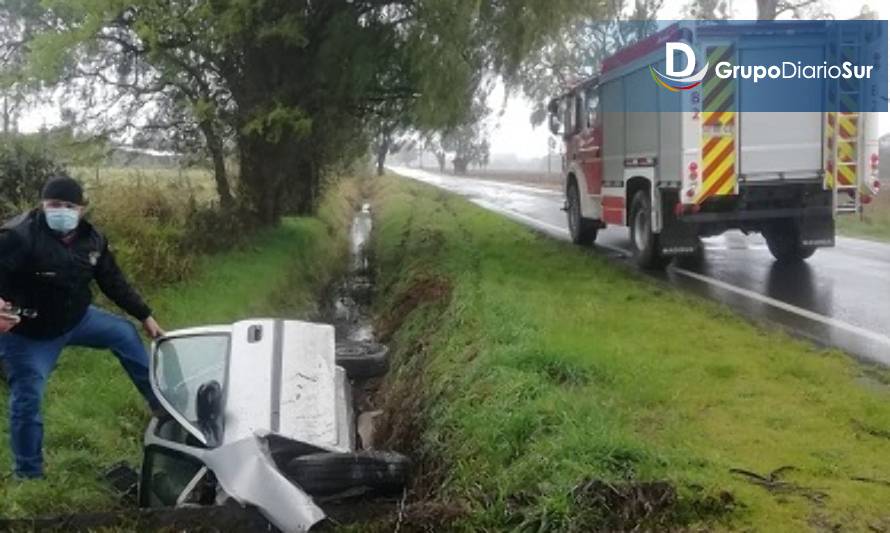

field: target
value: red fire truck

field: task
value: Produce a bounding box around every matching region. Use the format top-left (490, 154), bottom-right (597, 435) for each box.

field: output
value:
top-left (548, 21), bottom-right (882, 269)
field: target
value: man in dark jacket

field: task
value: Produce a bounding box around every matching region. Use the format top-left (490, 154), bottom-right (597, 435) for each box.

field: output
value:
top-left (0, 174), bottom-right (164, 479)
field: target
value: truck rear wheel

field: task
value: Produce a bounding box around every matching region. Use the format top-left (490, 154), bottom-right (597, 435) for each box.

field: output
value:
top-left (764, 223), bottom-right (817, 263)
top-left (567, 179), bottom-right (598, 245)
top-left (630, 191), bottom-right (671, 270)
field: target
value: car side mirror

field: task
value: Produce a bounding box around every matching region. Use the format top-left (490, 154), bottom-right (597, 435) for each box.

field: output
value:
top-left (196, 380), bottom-right (223, 447)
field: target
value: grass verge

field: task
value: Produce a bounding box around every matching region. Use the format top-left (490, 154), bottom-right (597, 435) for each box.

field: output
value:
top-left (370, 174), bottom-right (890, 532)
top-left (0, 178), bottom-right (359, 518)
top-left (836, 192), bottom-right (890, 242)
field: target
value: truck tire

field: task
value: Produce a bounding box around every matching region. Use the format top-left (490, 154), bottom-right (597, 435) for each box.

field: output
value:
top-left (284, 451), bottom-right (410, 498)
top-left (335, 342), bottom-right (389, 380)
top-left (764, 223), bottom-right (817, 263)
top-left (567, 179), bottom-right (598, 245)
top-left (629, 191), bottom-right (671, 270)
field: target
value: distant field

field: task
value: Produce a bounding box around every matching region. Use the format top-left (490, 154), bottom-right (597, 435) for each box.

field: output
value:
top-left (70, 167), bottom-right (219, 204)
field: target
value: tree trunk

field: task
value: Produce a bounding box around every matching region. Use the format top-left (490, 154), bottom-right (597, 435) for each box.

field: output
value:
top-left (376, 136), bottom-right (390, 177)
top-left (239, 135), bottom-right (289, 225)
top-left (453, 157), bottom-right (468, 175)
top-left (757, 0), bottom-right (778, 19)
top-left (198, 120), bottom-right (234, 209)
top-left (435, 152), bottom-right (446, 173)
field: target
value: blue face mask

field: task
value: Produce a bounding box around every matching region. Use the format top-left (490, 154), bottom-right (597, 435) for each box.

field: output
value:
top-left (44, 207), bottom-right (81, 234)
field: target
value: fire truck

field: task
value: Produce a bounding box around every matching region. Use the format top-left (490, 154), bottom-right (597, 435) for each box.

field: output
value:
top-left (548, 21), bottom-right (883, 269)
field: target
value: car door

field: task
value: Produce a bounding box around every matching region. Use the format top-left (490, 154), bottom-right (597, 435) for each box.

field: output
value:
top-left (151, 329), bottom-right (231, 446)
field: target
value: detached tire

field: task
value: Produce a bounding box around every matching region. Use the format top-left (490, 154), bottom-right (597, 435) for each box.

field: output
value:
top-left (285, 452), bottom-right (410, 498)
top-left (764, 222), bottom-right (817, 263)
top-left (335, 342), bottom-right (389, 380)
top-left (629, 191), bottom-right (671, 270)
top-left (567, 179), bottom-right (598, 245)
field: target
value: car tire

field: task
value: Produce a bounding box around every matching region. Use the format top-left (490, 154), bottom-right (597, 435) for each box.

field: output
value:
top-left (284, 451), bottom-right (410, 498)
top-left (764, 222), bottom-right (817, 263)
top-left (335, 342), bottom-right (389, 380)
top-left (567, 179), bottom-right (598, 246)
top-left (629, 191), bottom-right (671, 270)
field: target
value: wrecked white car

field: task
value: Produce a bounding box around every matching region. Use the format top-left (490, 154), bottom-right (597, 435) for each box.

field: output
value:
top-left (138, 319), bottom-right (409, 532)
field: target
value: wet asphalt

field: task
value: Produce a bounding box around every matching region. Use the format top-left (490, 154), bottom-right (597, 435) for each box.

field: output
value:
top-left (390, 166), bottom-right (890, 367)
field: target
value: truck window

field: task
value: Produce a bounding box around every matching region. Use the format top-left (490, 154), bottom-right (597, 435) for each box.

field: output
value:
top-left (563, 96), bottom-right (576, 137)
top-left (585, 87), bottom-right (599, 129)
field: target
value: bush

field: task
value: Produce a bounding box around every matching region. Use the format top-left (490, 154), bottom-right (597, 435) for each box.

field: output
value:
top-left (88, 185), bottom-right (194, 286)
top-left (0, 135), bottom-right (65, 219)
top-left (181, 199), bottom-right (258, 254)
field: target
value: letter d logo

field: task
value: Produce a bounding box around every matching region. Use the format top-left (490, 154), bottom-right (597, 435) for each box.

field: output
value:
top-left (650, 42), bottom-right (710, 92)
top-left (666, 42), bottom-right (696, 77)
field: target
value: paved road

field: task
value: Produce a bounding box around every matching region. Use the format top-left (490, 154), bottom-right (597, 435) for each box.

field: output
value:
top-left (391, 166), bottom-right (890, 366)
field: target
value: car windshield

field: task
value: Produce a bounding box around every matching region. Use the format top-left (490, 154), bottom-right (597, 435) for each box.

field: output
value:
top-left (154, 334), bottom-right (230, 435)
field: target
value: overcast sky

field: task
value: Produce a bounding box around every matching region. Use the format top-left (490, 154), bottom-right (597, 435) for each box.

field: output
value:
top-left (488, 0), bottom-right (890, 158)
top-left (18, 0), bottom-right (890, 159)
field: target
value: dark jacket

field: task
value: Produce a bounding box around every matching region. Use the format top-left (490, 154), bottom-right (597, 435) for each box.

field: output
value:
top-left (0, 209), bottom-right (151, 339)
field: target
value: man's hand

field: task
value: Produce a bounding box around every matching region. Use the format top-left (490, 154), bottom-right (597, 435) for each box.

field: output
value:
top-left (0, 297), bottom-right (20, 334)
top-left (142, 316), bottom-right (165, 339)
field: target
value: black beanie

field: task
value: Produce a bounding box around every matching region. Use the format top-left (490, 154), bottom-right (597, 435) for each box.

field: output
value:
top-left (41, 175), bottom-right (84, 205)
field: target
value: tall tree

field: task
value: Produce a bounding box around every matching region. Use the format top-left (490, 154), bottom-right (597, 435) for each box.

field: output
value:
top-left (4, 0), bottom-right (601, 223)
top-left (756, 0), bottom-right (828, 20)
top-left (515, 0), bottom-right (662, 127)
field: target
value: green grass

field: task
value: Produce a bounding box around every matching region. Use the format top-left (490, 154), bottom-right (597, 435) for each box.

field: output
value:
top-left (837, 191), bottom-right (890, 242)
top-left (372, 174), bottom-right (890, 532)
top-left (0, 178), bottom-right (358, 518)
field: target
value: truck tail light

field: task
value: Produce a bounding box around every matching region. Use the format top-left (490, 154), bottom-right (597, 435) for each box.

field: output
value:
top-left (688, 162), bottom-right (699, 180)
top-left (685, 188), bottom-right (695, 199)
top-left (870, 153), bottom-right (879, 173)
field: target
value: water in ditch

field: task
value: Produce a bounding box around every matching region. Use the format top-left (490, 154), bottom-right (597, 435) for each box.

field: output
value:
top-left (332, 202), bottom-right (376, 343)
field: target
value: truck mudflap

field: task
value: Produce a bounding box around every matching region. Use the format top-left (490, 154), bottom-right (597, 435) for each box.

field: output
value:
top-left (659, 192), bottom-right (700, 256)
top-left (798, 212), bottom-right (836, 248)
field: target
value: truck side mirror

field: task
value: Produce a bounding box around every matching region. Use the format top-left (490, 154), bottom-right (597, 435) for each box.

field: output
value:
top-left (196, 380), bottom-right (223, 447)
top-left (549, 113), bottom-right (562, 136)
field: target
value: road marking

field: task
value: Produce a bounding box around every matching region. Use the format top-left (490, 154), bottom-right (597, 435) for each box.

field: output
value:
top-left (672, 266), bottom-right (890, 348)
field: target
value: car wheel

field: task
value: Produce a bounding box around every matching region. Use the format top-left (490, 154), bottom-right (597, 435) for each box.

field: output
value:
top-left (335, 342), bottom-right (389, 380)
top-left (764, 222), bottom-right (817, 263)
top-left (284, 451), bottom-right (410, 498)
top-left (567, 179), bottom-right (598, 245)
top-left (629, 191), bottom-right (671, 270)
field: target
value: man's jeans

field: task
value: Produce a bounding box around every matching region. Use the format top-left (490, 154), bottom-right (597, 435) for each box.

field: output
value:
top-left (0, 306), bottom-right (160, 478)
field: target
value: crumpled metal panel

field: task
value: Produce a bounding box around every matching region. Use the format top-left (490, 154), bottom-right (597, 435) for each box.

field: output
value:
top-left (202, 432), bottom-right (326, 533)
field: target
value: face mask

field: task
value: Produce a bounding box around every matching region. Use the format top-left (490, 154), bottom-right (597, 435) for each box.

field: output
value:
top-left (44, 207), bottom-right (81, 234)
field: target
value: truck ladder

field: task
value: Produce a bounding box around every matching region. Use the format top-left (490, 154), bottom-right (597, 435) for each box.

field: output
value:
top-left (826, 25), bottom-right (863, 216)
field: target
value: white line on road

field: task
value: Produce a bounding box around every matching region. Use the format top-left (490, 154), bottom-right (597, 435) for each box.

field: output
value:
top-left (670, 266), bottom-right (890, 348)
top-left (471, 199), bottom-right (570, 238)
